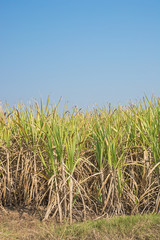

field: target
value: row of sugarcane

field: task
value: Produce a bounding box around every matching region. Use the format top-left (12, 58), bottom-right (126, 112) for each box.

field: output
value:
top-left (0, 96), bottom-right (160, 223)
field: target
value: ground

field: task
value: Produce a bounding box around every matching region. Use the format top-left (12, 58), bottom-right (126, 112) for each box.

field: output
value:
top-left (0, 208), bottom-right (160, 240)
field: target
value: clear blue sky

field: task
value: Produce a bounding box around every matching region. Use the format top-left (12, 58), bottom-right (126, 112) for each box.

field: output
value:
top-left (0, 0), bottom-right (160, 110)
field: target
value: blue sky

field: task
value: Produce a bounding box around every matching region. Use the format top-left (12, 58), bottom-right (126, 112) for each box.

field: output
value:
top-left (0, 0), bottom-right (160, 110)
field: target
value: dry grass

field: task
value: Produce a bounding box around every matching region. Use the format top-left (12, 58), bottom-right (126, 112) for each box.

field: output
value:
top-left (0, 210), bottom-right (160, 239)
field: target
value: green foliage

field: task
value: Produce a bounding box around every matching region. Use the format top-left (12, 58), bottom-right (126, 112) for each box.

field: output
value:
top-left (0, 95), bottom-right (160, 221)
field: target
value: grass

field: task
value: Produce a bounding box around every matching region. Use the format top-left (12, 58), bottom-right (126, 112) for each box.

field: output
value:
top-left (0, 211), bottom-right (160, 239)
top-left (0, 95), bottom-right (160, 223)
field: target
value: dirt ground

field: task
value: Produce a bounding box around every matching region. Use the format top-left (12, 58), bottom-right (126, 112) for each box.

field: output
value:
top-left (0, 206), bottom-right (160, 240)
